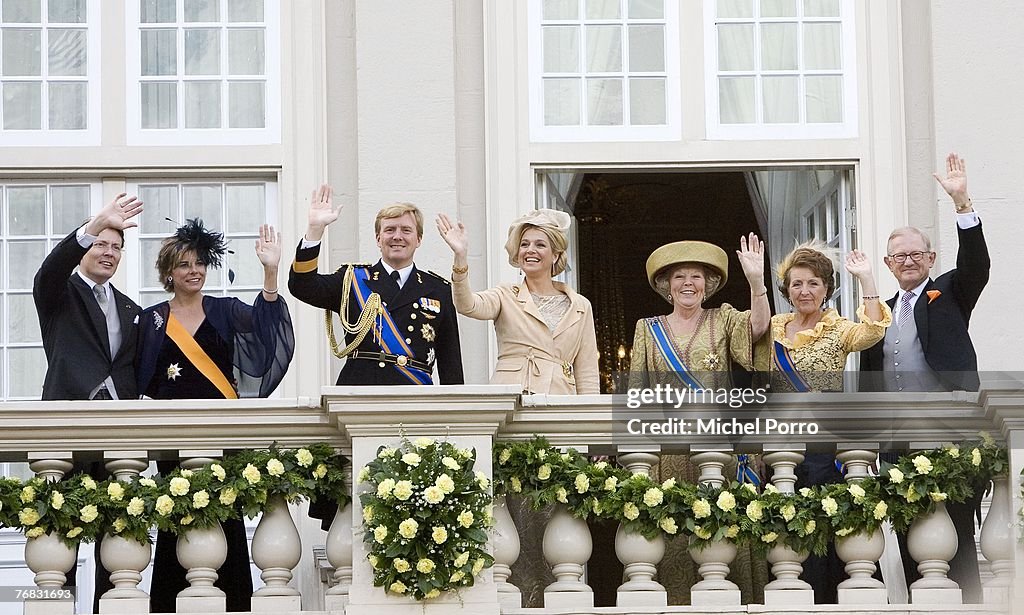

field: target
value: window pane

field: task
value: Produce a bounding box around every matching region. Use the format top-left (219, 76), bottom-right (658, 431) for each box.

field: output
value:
top-left (227, 0), bottom-right (262, 22)
top-left (543, 78), bottom-right (580, 125)
top-left (804, 0), bottom-right (839, 17)
top-left (8, 293), bottom-right (40, 342)
top-left (7, 187), bottom-right (45, 234)
top-left (141, 290), bottom-right (170, 305)
top-left (50, 185), bottom-right (89, 231)
top-left (140, 81), bottom-right (177, 128)
top-left (48, 0), bottom-right (86, 23)
top-left (183, 80), bottom-right (220, 128)
top-left (182, 184), bottom-right (222, 227)
top-left (762, 75), bottom-right (798, 122)
top-left (760, 22), bottom-right (797, 70)
top-left (585, 0), bottom-right (618, 19)
top-left (3, 0), bottom-right (40, 22)
top-left (718, 0), bottom-right (753, 18)
top-left (586, 77), bottom-right (622, 125)
top-left (141, 29), bottom-right (177, 75)
top-left (227, 28), bottom-right (264, 75)
top-left (585, 25), bottom-right (620, 72)
top-left (804, 22), bottom-right (840, 70)
top-left (628, 0), bottom-right (663, 19)
top-left (760, 0), bottom-right (795, 17)
top-left (628, 25), bottom-right (663, 72)
top-left (805, 74), bottom-right (841, 122)
top-left (184, 28), bottom-right (220, 75)
top-left (138, 185), bottom-right (178, 234)
top-left (140, 0), bottom-right (175, 23)
top-left (48, 81), bottom-right (86, 129)
top-left (184, 0), bottom-right (218, 22)
top-left (140, 238), bottom-right (165, 287)
top-left (8, 241), bottom-right (46, 287)
top-left (542, 0), bottom-right (578, 20)
top-left (719, 76), bottom-right (755, 123)
top-left (3, 82), bottom-right (41, 128)
top-left (228, 81), bottom-right (263, 127)
top-left (717, 24), bottom-right (754, 71)
top-left (628, 77), bottom-right (665, 124)
top-left (9, 347), bottom-right (45, 398)
top-left (226, 184), bottom-right (265, 233)
top-left (226, 246), bottom-right (261, 286)
top-left (48, 28), bottom-right (87, 76)
top-left (3, 28), bottom-right (42, 75)
top-left (543, 26), bottom-right (579, 73)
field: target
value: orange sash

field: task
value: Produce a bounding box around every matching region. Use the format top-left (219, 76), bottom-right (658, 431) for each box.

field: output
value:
top-left (166, 314), bottom-right (238, 399)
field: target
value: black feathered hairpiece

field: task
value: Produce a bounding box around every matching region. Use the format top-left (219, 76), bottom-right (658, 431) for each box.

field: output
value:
top-left (171, 218), bottom-right (228, 270)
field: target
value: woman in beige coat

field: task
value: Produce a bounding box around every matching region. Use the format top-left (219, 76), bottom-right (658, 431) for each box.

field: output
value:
top-left (436, 209), bottom-right (599, 394)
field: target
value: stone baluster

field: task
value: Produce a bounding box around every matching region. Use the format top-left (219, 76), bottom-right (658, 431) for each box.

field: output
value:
top-left (542, 503), bottom-right (594, 609)
top-left (763, 445), bottom-right (813, 606)
top-left (99, 451), bottom-right (151, 614)
top-left (324, 464), bottom-right (354, 612)
top-left (175, 451), bottom-right (228, 614)
top-left (490, 494), bottom-right (521, 611)
top-left (688, 445), bottom-right (740, 606)
top-left (614, 450), bottom-right (667, 608)
top-left (23, 453), bottom-right (76, 615)
top-left (979, 474), bottom-right (1013, 604)
top-left (903, 443), bottom-right (962, 605)
top-left (834, 446), bottom-right (888, 605)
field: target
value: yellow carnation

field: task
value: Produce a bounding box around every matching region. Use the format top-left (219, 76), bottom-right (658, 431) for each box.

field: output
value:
top-left (458, 510), bottom-right (474, 528)
top-left (295, 448), bottom-right (314, 467)
top-left (432, 526), bottom-right (448, 544)
top-left (219, 487), bottom-right (237, 506)
top-left (19, 508), bottom-right (40, 526)
top-left (424, 486), bottom-right (445, 504)
top-left (373, 525), bottom-right (389, 543)
top-left (169, 477), bottom-right (190, 496)
top-left (416, 558), bottom-right (435, 573)
top-left (436, 474), bottom-right (455, 494)
top-left (50, 491), bottom-right (65, 510)
top-left (692, 498), bottom-right (712, 519)
top-left (392, 480), bottom-right (414, 501)
top-left (80, 504), bottom-right (98, 523)
top-left (399, 518), bottom-right (419, 538)
top-left (401, 452), bottom-right (421, 467)
top-left (192, 490), bottom-right (210, 509)
top-left (716, 491), bottom-right (736, 511)
top-left (393, 558), bottom-right (410, 572)
top-left (537, 464), bottom-right (551, 480)
top-left (266, 458), bottom-right (285, 477)
top-left (643, 487), bottom-right (664, 507)
top-left (126, 497), bottom-right (146, 517)
top-left (623, 502), bottom-right (640, 520)
top-left (155, 495), bottom-right (174, 515)
top-left (242, 464), bottom-right (262, 485)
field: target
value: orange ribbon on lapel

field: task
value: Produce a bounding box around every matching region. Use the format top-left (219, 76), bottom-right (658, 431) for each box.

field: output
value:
top-left (926, 290), bottom-right (941, 304)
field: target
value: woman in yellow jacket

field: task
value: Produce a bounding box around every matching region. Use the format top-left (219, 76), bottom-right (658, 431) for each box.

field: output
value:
top-left (436, 208), bottom-right (599, 394)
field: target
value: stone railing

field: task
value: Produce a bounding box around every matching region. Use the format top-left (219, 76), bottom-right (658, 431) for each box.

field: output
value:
top-left (0, 384), bottom-right (1021, 615)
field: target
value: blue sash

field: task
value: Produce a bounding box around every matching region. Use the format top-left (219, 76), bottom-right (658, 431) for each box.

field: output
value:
top-left (351, 267), bottom-right (432, 385)
top-left (736, 454), bottom-right (762, 487)
top-left (646, 318), bottom-right (704, 390)
top-left (772, 341), bottom-right (811, 392)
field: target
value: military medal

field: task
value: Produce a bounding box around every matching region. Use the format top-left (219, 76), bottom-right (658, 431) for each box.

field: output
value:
top-left (701, 352), bottom-right (722, 370)
top-left (167, 363), bottom-right (183, 380)
top-left (421, 323), bottom-right (436, 342)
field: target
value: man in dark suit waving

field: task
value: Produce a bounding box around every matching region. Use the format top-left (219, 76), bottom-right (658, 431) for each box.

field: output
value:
top-left (860, 152), bottom-right (989, 601)
top-left (35, 193), bottom-right (144, 400)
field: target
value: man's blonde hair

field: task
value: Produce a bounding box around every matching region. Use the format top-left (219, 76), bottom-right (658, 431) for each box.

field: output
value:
top-left (375, 203), bottom-right (423, 238)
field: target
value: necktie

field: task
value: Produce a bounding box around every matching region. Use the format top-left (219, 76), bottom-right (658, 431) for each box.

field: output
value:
top-left (94, 284), bottom-right (109, 315)
top-left (898, 291), bottom-right (914, 328)
top-left (390, 270), bottom-right (401, 289)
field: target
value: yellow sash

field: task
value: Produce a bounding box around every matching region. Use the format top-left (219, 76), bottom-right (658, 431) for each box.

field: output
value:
top-left (166, 314), bottom-right (238, 399)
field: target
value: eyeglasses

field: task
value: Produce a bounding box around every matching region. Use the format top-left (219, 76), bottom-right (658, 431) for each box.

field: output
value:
top-left (91, 241), bottom-right (123, 254)
top-left (887, 251), bottom-right (931, 264)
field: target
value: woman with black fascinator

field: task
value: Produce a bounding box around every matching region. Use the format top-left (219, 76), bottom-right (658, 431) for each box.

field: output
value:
top-left (136, 219), bottom-right (294, 612)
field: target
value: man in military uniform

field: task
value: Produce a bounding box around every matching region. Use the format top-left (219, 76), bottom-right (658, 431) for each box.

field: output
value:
top-left (289, 184), bottom-right (464, 386)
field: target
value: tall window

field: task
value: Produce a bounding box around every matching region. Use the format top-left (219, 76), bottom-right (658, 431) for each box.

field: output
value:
top-left (127, 0), bottom-right (280, 145)
top-left (0, 0), bottom-right (100, 145)
top-left (127, 180), bottom-right (277, 306)
top-left (529, 0), bottom-right (680, 141)
top-left (705, 0), bottom-right (856, 139)
top-left (0, 181), bottom-right (98, 400)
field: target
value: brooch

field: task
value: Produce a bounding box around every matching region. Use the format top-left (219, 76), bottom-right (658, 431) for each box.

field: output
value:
top-left (153, 312), bottom-right (164, 330)
top-left (166, 363), bottom-right (182, 381)
top-left (421, 323), bottom-right (436, 342)
top-left (701, 352), bottom-right (722, 370)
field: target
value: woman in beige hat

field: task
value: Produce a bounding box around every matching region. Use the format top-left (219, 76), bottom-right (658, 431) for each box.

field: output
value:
top-left (628, 233), bottom-right (771, 391)
top-left (436, 209), bottom-right (599, 394)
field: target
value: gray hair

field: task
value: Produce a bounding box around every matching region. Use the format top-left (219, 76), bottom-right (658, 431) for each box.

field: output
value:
top-left (654, 263), bottom-right (722, 303)
top-left (887, 226), bottom-right (932, 252)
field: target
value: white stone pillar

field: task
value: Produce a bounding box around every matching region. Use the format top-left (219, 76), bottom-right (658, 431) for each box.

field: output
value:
top-left (23, 453), bottom-right (75, 615)
top-left (835, 446), bottom-right (888, 605)
top-left (613, 450), bottom-right (666, 607)
top-left (99, 451), bottom-right (151, 614)
top-left (176, 451), bottom-right (227, 614)
top-left (763, 446), bottom-right (813, 605)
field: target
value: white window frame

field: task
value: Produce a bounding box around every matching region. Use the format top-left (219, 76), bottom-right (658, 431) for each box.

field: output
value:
top-left (123, 178), bottom-right (279, 301)
top-left (125, 0), bottom-right (281, 146)
top-left (703, 0), bottom-right (858, 140)
top-left (0, 0), bottom-right (101, 146)
top-left (528, 0), bottom-right (681, 142)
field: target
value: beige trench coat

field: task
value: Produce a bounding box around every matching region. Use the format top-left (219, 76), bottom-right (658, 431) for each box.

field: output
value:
top-left (452, 276), bottom-right (600, 394)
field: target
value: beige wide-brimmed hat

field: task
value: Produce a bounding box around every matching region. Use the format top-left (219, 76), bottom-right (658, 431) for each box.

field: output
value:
top-left (645, 241), bottom-right (729, 299)
top-left (505, 209), bottom-right (572, 276)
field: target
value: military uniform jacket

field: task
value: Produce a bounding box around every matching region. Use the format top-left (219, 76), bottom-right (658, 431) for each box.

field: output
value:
top-left (288, 241), bottom-right (464, 385)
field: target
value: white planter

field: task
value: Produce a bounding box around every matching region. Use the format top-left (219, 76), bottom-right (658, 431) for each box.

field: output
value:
top-left (25, 531), bottom-right (78, 588)
top-left (836, 527), bottom-right (885, 589)
top-left (99, 533), bottom-right (152, 599)
top-left (252, 495), bottom-right (302, 596)
top-left (614, 524), bottom-right (665, 592)
top-left (688, 537), bottom-right (739, 591)
top-left (907, 501), bottom-right (959, 589)
top-left (325, 502), bottom-right (353, 596)
top-left (541, 504), bottom-right (592, 593)
top-left (176, 523), bottom-right (228, 597)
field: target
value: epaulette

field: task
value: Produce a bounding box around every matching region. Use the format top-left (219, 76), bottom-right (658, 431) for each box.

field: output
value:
top-left (334, 263), bottom-right (372, 273)
top-left (423, 269), bottom-right (451, 285)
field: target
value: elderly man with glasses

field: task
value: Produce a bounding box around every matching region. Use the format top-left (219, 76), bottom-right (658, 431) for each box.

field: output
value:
top-left (860, 152), bottom-right (990, 603)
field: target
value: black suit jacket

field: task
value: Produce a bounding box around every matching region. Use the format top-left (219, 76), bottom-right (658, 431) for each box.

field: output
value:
top-left (860, 222), bottom-right (989, 391)
top-left (288, 241), bottom-right (464, 385)
top-left (33, 230), bottom-right (141, 400)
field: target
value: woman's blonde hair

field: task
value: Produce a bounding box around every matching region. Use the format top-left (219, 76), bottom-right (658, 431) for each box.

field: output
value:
top-left (511, 224), bottom-right (568, 276)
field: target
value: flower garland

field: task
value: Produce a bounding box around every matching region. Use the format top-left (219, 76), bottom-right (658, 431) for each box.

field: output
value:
top-left (0, 443), bottom-right (348, 547)
top-left (358, 437), bottom-right (494, 600)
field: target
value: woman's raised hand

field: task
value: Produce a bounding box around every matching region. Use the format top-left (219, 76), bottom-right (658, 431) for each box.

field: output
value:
top-left (736, 232), bottom-right (766, 282)
top-left (435, 213), bottom-right (468, 257)
top-left (844, 249), bottom-right (874, 279)
top-left (255, 224), bottom-right (282, 268)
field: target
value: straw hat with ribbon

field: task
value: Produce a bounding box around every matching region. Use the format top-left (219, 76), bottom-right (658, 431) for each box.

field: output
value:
top-left (645, 241), bottom-right (729, 302)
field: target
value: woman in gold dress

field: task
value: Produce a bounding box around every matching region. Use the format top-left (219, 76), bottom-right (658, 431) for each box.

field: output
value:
top-left (627, 235), bottom-right (771, 605)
